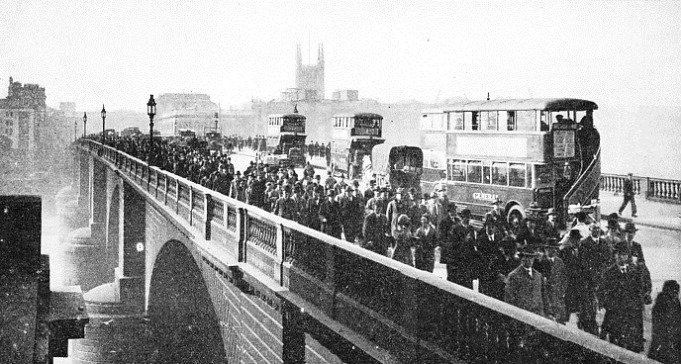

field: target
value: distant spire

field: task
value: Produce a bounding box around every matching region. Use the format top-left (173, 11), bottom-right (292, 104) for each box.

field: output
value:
top-left (293, 104), bottom-right (298, 114)
top-left (487, 92), bottom-right (490, 101)
top-left (318, 43), bottom-right (324, 63)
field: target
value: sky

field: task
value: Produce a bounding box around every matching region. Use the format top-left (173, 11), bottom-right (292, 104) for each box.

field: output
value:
top-left (1, 0), bottom-right (680, 111)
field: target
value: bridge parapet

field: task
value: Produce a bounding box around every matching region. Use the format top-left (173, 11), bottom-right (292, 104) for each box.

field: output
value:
top-left (81, 140), bottom-right (655, 363)
top-left (601, 173), bottom-right (681, 204)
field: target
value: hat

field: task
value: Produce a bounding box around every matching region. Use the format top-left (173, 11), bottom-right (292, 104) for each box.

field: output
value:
top-left (528, 202), bottom-right (540, 210)
top-left (396, 187), bottom-right (405, 194)
top-left (459, 208), bottom-right (471, 218)
top-left (519, 246), bottom-right (540, 257)
top-left (447, 202), bottom-right (458, 213)
top-left (326, 188), bottom-right (336, 196)
top-left (624, 222), bottom-right (638, 233)
top-left (608, 212), bottom-right (620, 220)
top-left (546, 208), bottom-right (557, 216)
top-left (423, 193), bottom-right (431, 200)
top-left (627, 172), bottom-right (633, 176)
top-left (408, 187), bottom-right (417, 194)
top-left (397, 214), bottom-right (411, 226)
top-left (490, 198), bottom-right (503, 205)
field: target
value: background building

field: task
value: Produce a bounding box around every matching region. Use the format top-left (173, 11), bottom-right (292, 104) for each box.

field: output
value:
top-left (156, 93), bottom-right (221, 137)
top-left (0, 77), bottom-right (46, 152)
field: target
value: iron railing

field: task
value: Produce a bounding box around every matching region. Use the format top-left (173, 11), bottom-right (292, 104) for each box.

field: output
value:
top-left (78, 139), bottom-right (654, 364)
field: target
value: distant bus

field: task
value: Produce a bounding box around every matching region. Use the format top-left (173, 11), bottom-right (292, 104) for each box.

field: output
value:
top-left (371, 144), bottom-right (423, 193)
top-left (121, 127), bottom-right (141, 138)
top-left (420, 98), bottom-right (600, 225)
top-left (265, 112), bottom-right (307, 167)
top-left (329, 113), bottom-right (385, 179)
top-left (178, 129), bottom-right (196, 140)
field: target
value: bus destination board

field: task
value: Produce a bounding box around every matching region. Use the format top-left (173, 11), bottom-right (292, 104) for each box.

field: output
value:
top-left (553, 129), bottom-right (575, 158)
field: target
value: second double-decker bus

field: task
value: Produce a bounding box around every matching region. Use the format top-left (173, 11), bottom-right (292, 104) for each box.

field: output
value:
top-left (420, 98), bottom-right (601, 226)
top-left (329, 112), bottom-right (385, 179)
top-left (371, 144), bottom-right (423, 193)
top-left (265, 111), bottom-right (307, 167)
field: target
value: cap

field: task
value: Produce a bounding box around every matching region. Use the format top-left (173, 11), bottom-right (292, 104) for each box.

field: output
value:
top-left (624, 222), bottom-right (638, 233)
top-left (546, 208), bottom-right (557, 215)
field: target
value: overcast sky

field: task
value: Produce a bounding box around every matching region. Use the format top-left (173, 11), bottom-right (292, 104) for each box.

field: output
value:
top-left (1, 0), bottom-right (680, 111)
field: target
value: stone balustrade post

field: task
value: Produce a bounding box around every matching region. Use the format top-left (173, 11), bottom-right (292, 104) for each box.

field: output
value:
top-left (204, 193), bottom-right (212, 241)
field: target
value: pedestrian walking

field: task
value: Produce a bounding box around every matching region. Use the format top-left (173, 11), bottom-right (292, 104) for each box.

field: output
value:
top-left (618, 173), bottom-right (638, 217)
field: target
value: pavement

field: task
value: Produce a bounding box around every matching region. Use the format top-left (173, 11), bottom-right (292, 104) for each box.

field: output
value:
top-left (599, 192), bottom-right (681, 231)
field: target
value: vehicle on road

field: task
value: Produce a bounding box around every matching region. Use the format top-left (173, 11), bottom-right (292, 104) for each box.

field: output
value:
top-left (420, 98), bottom-right (601, 226)
top-left (329, 112), bottom-right (385, 179)
top-left (371, 144), bottom-right (423, 193)
top-left (265, 110), bottom-right (307, 168)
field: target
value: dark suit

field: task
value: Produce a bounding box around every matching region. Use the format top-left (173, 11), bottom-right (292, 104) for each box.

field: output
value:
top-left (505, 265), bottom-right (545, 316)
top-left (319, 199), bottom-right (342, 239)
top-left (619, 178), bottom-right (637, 216)
top-left (601, 263), bottom-right (648, 353)
top-left (363, 212), bottom-right (389, 255)
top-left (476, 233), bottom-right (502, 296)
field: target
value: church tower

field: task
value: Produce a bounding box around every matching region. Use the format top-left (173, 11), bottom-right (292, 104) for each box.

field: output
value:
top-left (295, 43), bottom-right (325, 100)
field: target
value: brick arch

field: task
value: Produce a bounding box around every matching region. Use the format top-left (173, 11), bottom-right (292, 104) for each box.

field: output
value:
top-left (147, 240), bottom-right (227, 363)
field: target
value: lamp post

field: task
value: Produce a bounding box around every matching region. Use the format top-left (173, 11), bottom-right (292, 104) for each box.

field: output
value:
top-left (83, 112), bottom-right (87, 138)
top-left (101, 104), bottom-right (107, 144)
top-left (147, 95), bottom-right (156, 163)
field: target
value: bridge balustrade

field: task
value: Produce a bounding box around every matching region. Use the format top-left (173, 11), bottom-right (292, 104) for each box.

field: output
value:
top-left (79, 140), bottom-right (653, 363)
top-left (601, 173), bottom-right (681, 204)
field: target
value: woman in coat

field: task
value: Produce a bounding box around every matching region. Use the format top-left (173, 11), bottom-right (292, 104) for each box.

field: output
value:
top-left (649, 280), bottom-right (681, 363)
top-left (390, 214), bottom-right (414, 266)
top-left (414, 214), bottom-right (438, 272)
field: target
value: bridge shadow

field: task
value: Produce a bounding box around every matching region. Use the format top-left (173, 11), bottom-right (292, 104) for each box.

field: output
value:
top-left (148, 240), bottom-right (227, 363)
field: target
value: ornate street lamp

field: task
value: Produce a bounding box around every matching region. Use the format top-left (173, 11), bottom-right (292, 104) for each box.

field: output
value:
top-left (101, 104), bottom-right (107, 143)
top-left (147, 95), bottom-right (156, 162)
top-left (83, 112), bottom-right (87, 138)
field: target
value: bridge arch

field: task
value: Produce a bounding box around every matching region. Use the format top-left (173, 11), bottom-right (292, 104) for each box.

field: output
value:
top-left (147, 240), bottom-right (227, 364)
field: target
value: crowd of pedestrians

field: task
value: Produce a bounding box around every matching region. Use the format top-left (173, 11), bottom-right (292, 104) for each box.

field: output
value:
top-left (100, 135), bottom-right (679, 359)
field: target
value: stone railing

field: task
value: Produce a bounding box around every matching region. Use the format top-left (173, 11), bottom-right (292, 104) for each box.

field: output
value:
top-left (80, 140), bottom-right (654, 363)
top-left (601, 173), bottom-right (681, 204)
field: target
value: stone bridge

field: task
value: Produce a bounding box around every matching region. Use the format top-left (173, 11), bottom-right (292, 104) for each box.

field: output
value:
top-left (68, 140), bottom-right (655, 363)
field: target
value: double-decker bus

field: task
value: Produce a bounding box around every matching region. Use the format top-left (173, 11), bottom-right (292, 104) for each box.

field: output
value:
top-left (329, 113), bottom-right (385, 179)
top-left (420, 98), bottom-right (600, 226)
top-left (265, 112), bottom-right (307, 167)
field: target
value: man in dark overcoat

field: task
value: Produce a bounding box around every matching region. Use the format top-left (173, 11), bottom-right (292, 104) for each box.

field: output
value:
top-left (476, 223), bottom-right (503, 297)
top-left (600, 242), bottom-right (651, 353)
top-left (319, 188), bottom-right (342, 239)
top-left (504, 246), bottom-right (545, 316)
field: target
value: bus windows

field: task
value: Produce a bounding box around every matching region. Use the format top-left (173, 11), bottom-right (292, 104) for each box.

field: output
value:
top-left (447, 112), bottom-right (464, 131)
top-left (540, 111), bottom-right (550, 131)
top-left (464, 112), bottom-right (480, 131)
top-left (517, 111), bottom-right (536, 131)
top-left (534, 164), bottom-right (553, 187)
top-left (509, 163), bottom-right (527, 187)
top-left (467, 161), bottom-right (482, 183)
top-left (481, 111), bottom-right (497, 131)
top-left (492, 162), bottom-right (508, 185)
top-left (483, 162), bottom-right (492, 184)
top-left (506, 111), bottom-right (516, 131)
top-left (447, 159), bottom-right (466, 181)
